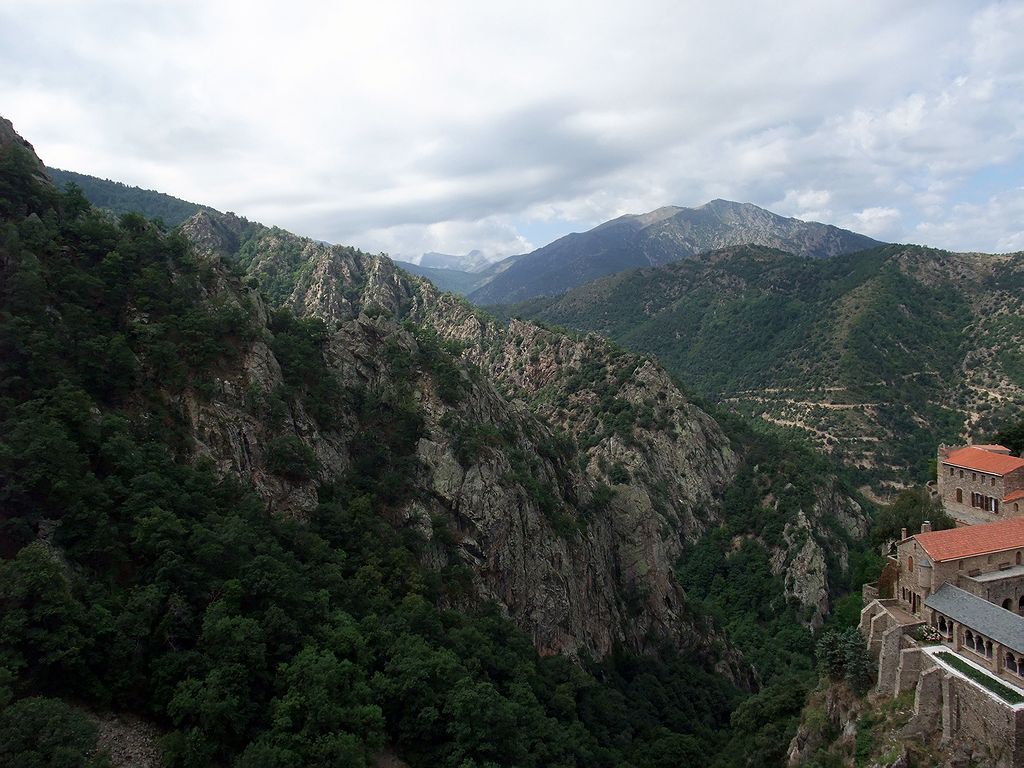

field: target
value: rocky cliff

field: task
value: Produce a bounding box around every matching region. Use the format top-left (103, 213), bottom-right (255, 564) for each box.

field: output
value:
top-left (181, 211), bottom-right (869, 648)
top-left (176, 210), bottom-right (746, 662)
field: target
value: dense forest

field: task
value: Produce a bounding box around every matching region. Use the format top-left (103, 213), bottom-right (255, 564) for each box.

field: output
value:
top-left (47, 168), bottom-right (216, 228)
top-left (0, 123), bottom-right (871, 768)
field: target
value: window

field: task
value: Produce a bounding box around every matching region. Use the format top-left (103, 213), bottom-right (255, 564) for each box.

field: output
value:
top-left (960, 469), bottom-right (964, 479)
top-left (1016, 503), bottom-right (1020, 513)
top-left (958, 559), bottom-right (964, 570)
top-left (973, 472), bottom-right (977, 481)
top-left (908, 556), bottom-right (914, 572)
top-left (949, 467), bottom-right (954, 476)
top-left (991, 478), bottom-right (996, 487)
top-left (1017, 552), bottom-right (1022, 566)
top-left (956, 488), bottom-right (963, 503)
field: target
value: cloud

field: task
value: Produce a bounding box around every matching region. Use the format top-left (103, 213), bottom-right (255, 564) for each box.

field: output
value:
top-left (844, 207), bottom-right (903, 239)
top-left (1, 1), bottom-right (1023, 256)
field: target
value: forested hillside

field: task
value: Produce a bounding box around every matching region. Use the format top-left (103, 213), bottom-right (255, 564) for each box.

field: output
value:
top-left (47, 167), bottom-right (216, 228)
top-left (508, 244), bottom-right (1024, 491)
top-left (1, 117), bottom-right (872, 768)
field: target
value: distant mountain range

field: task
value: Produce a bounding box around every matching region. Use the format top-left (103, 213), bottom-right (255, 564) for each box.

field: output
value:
top-left (467, 200), bottom-right (882, 304)
top-left (504, 243), bottom-right (1024, 489)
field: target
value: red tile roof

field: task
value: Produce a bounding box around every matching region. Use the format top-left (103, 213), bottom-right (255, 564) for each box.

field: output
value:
top-left (1005, 490), bottom-right (1024, 503)
top-left (943, 446), bottom-right (1024, 476)
top-left (973, 444), bottom-right (1011, 452)
top-left (914, 516), bottom-right (1024, 562)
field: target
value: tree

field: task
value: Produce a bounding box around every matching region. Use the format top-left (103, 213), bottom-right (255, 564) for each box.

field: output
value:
top-left (0, 697), bottom-right (111, 768)
top-left (995, 420), bottom-right (1024, 457)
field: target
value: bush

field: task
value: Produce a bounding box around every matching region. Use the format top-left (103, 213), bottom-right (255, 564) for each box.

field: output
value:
top-left (816, 628), bottom-right (875, 694)
top-left (0, 697), bottom-right (110, 768)
top-left (266, 435), bottom-right (318, 481)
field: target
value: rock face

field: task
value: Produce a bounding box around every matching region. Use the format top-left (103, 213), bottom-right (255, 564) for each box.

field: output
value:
top-left (174, 210), bottom-right (866, 660)
top-left (468, 199), bottom-right (881, 304)
top-left (769, 483), bottom-right (868, 629)
top-left (171, 212), bottom-right (762, 665)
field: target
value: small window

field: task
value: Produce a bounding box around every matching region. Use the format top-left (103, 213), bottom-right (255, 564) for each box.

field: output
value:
top-left (972, 472), bottom-right (977, 481)
top-left (956, 488), bottom-right (963, 503)
top-left (908, 556), bottom-right (914, 572)
top-left (950, 467), bottom-right (955, 476)
top-left (958, 559), bottom-right (964, 570)
top-left (1015, 503), bottom-right (1020, 513)
top-left (991, 478), bottom-right (996, 487)
top-left (960, 469), bottom-right (964, 479)
top-left (1017, 551), bottom-right (1021, 565)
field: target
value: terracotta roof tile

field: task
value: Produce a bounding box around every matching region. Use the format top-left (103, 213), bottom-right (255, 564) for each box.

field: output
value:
top-left (914, 516), bottom-right (1024, 562)
top-left (1005, 490), bottom-right (1024, 503)
top-left (943, 446), bottom-right (1024, 476)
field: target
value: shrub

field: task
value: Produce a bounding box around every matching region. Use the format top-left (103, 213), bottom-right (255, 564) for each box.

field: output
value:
top-left (266, 435), bottom-right (318, 481)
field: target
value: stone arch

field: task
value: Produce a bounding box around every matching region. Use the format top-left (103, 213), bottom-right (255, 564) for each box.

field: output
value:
top-left (1004, 598), bottom-right (1013, 611)
top-left (965, 630), bottom-right (975, 649)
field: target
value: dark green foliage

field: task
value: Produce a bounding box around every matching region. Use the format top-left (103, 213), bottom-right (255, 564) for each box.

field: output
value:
top-left (48, 168), bottom-right (215, 228)
top-left (0, 150), bottom-right (759, 767)
top-left (265, 436), bottom-right (319, 481)
top-left (872, 487), bottom-right (953, 546)
top-left (816, 629), bottom-right (875, 694)
top-left (0, 697), bottom-right (111, 768)
top-left (995, 418), bottom-right (1024, 456)
top-left (269, 311), bottom-right (344, 427)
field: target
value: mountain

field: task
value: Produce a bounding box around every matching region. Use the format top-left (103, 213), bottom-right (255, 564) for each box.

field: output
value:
top-left (47, 167), bottom-right (217, 227)
top-left (509, 244), bottom-right (1024, 491)
top-left (468, 200), bottom-right (882, 305)
top-left (0, 116), bottom-right (872, 767)
top-left (418, 249), bottom-right (491, 272)
top-left (392, 260), bottom-right (482, 294)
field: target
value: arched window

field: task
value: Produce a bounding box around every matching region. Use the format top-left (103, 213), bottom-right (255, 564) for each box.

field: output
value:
top-left (956, 488), bottom-right (963, 503)
top-left (908, 556), bottom-right (914, 572)
top-left (1004, 598), bottom-right (1013, 611)
top-left (1009, 653), bottom-right (1019, 675)
top-left (965, 630), bottom-right (975, 650)
top-left (986, 640), bottom-right (994, 659)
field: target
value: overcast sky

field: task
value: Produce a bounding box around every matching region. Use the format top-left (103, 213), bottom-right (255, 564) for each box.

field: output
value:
top-left (2, 1), bottom-right (1023, 260)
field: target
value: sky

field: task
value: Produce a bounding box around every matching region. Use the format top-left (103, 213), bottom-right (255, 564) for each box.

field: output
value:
top-left (2, 1), bottom-right (1023, 262)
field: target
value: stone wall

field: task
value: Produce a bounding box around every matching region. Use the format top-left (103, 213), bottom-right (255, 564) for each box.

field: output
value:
top-left (873, 636), bottom-right (1024, 768)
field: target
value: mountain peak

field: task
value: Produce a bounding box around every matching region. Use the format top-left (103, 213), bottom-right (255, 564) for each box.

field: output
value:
top-left (469, 200), bottom-right (882, 304)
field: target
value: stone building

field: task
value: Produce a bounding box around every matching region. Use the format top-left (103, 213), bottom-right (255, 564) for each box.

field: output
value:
top-left (861, 516), bottom-right (1024, 765)
top-left (936, 444), bottom-right (1024, 525)
top-left (895, 516), bottom-right (1024, 618)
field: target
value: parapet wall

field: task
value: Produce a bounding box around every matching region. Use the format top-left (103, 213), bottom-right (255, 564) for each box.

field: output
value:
top-left (863, 599), bottom-right (1024, 767)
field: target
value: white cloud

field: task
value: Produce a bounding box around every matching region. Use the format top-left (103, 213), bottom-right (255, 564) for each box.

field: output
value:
top-left (1, 1), bottom-right (1023, 255)
top-left (844, 207), bottom-right (903, 239)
